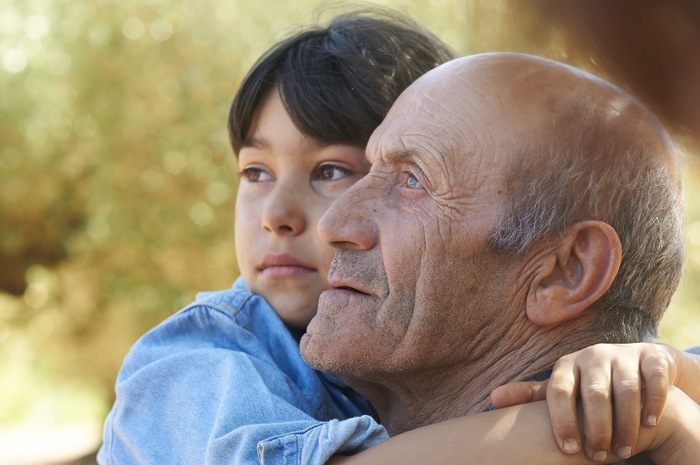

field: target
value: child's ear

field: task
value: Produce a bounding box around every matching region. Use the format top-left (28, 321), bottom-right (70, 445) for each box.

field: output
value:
top-left (526, 221), bottom-right (622, 327)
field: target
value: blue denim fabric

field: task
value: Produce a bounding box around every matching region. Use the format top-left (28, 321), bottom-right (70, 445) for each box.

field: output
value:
top-left (686, 345), bottom-right (700, 355)
top-left (98, 277), bottom-right (388, 465)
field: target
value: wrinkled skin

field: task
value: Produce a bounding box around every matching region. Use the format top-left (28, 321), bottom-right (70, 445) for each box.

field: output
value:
top-left (301, 54), bottom-right (676, 439)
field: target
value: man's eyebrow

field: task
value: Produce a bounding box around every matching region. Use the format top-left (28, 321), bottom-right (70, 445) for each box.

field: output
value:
top-left (382, 146), bottom-right (420, 164)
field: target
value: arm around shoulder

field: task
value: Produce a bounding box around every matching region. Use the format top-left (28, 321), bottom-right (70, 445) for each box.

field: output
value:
top-left (641, 386), bottom-right (700, 465)
top-left (663, 343), bottom-right (700, 403)
top-left (328, 389), bottom-right (700, 465)
top-left (328, 402), bottom-right (602, 465)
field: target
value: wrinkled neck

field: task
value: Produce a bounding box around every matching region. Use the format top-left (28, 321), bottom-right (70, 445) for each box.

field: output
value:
top-left (352, 319), bottom-right (602, 436)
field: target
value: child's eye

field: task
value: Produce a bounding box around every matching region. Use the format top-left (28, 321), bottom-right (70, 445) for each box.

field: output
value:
top-left (239, 167), bottom-right (272, 182)
top-left (314, 164), bottom-right (352, 181)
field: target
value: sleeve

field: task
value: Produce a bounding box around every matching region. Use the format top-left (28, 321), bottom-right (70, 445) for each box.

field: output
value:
top-left (256, 416), bottom-right (388, 465)
top-left (97, 304), bottom-right (388, 465)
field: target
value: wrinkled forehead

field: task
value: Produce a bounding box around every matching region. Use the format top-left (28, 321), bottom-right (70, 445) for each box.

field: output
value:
top-left (367, 63), bottom-right (516, 171)
top-left (367, 100), bottom-right (460, 160)
top-left (368, 51), bottom-right (681, 199)
top-left (365, 84), bottom-right (516, 204)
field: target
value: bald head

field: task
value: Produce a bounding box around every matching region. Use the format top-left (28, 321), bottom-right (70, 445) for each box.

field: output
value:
top-left (382, 52), bottom-right (679, 179)
top-left (372, 52), bottom-right (684, 341)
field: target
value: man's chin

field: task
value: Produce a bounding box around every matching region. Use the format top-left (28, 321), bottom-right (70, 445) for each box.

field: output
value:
top-left (298, 332), bottom-right (312, 358)
top-left (300, 330), bottom-right (341, 373)
top-left (299, 331), bottom-right (325, 367)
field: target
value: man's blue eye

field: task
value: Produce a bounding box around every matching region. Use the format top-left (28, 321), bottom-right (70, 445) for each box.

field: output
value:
top-left (406, 174), bottom-right (422, 189)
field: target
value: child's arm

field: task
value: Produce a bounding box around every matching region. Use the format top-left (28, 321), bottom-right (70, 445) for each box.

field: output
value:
top-left (490, 342), bottom-right (700, 460)
top-left (327, 386), bottom-right (700, 465)
top-left (659, 344), bottom-right (700, 402)
top-left (256, 342), bottom-right (694, 464)
top-left (644, 386), bottom-right (700, 465)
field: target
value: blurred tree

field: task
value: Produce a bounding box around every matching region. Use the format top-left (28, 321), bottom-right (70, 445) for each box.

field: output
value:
top-left (1, 0), bottom-right (246, 398)
top-left (0, 0), bottom-right (697, 430)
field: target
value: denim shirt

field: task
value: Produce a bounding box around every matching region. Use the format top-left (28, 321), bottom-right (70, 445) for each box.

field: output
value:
top-left (687, 344), bottom-right (700, 355)
top-left (98, 278), bottom-right (389, 465)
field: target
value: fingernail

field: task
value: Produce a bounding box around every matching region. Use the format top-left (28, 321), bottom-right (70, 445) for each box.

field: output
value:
top-left (646, 415), bottom-right (657, 426)
top-left (617, 446), bottom-right (632, 459)
top-left (593, 450), bottom-right (607, 462)
top-left (563, 439), bottom-right (579, 453)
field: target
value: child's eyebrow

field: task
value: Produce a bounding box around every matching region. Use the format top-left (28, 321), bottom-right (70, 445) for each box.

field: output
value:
top-left (240, 136), bottom-right (266, 150)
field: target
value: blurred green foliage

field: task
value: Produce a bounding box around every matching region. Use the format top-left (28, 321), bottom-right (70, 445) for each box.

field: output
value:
top-left (0, 0), bottom-right (698, 427)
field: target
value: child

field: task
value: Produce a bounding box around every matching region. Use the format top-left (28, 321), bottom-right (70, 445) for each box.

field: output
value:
top-left (98, 8), bottom-right (455, 465)
top-left (98, 7), bottom-right (700, 465)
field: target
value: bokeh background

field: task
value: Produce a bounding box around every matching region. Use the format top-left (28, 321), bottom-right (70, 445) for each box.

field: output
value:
top-left (1, 0), bottom-right (699, 463)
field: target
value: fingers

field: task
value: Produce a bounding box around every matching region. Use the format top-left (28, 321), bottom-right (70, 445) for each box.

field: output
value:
top-left (554, 343), bottom-right (674, 462)
top-left (546, 357), bottom-right (583, 455)
top-left (577, 356), bottom-right (614, 462)
top-left (489, 381), bottom-right (547, 409)
top-left (640, 345), bottom-right (675, 427)
top-left (609, 359), bottom-right (641, 460)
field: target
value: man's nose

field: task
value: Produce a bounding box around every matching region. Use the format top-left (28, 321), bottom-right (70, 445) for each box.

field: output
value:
top-left (318, 175), bottom-right (378, 250)
top-left (261, 181), bottom-right (306, 236)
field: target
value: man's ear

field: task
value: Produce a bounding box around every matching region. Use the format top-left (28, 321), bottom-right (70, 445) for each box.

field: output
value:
top-left (526, 221), bottom-right (622, 326)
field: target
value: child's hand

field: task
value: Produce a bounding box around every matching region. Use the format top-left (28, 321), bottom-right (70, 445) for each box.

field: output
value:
top-left (490, 343), bottom-right (677, 462)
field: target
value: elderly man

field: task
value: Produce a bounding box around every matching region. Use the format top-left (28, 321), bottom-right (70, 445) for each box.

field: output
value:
top-left (300, 52), bottom-right (700, 463)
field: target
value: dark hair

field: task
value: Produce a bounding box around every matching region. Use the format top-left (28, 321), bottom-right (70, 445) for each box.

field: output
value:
top-left (228, 7), bottom-right (456, 154)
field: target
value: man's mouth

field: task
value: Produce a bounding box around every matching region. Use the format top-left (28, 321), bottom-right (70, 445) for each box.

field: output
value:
top-left (328, 279), bottom-right (372, 296)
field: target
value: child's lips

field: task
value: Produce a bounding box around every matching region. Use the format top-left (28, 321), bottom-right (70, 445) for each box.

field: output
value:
top-left (258, 254), bottom-right (317, 278)
top-left (260, 264), bottom-right (316, 278)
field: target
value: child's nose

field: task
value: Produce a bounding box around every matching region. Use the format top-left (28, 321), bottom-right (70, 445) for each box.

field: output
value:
top-left (261, 183), bottom-right (307, 236)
